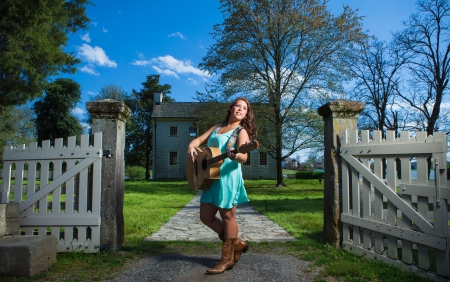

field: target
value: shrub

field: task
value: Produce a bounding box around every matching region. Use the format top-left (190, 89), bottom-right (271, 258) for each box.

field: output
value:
top-left (295, 171), bottom-right (324, 180)
top-left (125, 166), bottom-right (146, 179)
top-left (448, 164), bottom-right (450, 180)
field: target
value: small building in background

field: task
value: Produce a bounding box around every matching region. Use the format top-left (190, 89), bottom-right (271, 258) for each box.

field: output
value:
top-left (283, 157), bottom-right (298, 169)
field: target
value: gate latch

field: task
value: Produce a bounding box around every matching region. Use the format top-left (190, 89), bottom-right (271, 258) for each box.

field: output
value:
top-left (103, 149), bottom-right (112, 158)
top-left (435, 157), bottom-right (440, 206)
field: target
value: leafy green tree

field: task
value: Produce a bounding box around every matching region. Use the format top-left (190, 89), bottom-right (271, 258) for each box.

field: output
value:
top-left (0, 0), bottom-right (91, 110)
top-left (92, 84), bottom-right (128, 102)
top-left (199, 0), bottom-right (365, 186)
top-left (0, 105), bottom-right (36, 161)
top-left (85, 84), bottom-right (128, 133)
top-left (33, 78), bottom-right (83, 145)
top-left (124, 75), bottom-right (173, 179)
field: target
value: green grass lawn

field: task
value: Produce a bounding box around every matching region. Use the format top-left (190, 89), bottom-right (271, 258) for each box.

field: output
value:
top-left (3, 178), bottom-right (430, 282)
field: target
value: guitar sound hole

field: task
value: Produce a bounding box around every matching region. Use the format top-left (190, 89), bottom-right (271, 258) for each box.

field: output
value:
top-left (202, 159), bottom-right (208, 170)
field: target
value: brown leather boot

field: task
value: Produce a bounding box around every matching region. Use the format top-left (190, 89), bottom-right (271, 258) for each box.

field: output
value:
top-left (234, 238), bottom-right (249, 262)
top-left (206, 238), bottom-right (235, 274)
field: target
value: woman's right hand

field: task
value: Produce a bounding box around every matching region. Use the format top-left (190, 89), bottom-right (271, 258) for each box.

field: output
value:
top-left (187, 146), bottom-right (197, 162)
top-left (186, 124), bottom-right (220, 162)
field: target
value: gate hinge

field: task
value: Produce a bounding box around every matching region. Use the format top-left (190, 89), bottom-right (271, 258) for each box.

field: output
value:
top-left (103, 149), bottom-right (112, 158)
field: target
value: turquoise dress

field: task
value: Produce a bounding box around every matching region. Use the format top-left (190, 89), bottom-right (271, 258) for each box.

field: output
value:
top-left (200, 127), bottom-right (249, 209)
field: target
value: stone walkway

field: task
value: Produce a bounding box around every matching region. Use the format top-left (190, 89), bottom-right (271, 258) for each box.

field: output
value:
top-left (144, 191), bottom-right (297, 242)
top-left (111, 192), bottom-right (318, 282)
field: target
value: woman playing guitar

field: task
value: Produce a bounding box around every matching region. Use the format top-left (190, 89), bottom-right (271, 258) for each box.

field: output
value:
top-left (186, 97), bottom-right (257, 274)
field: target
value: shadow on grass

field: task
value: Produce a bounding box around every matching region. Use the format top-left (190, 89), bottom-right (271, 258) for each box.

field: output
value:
top-left (249, 198), bottom-right (323, 214)
top-left (125, 179), bottom-right (196, 196)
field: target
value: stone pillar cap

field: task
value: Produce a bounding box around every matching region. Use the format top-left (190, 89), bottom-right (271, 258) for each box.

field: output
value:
top-left (86, 99), bottom-right (131, 121)
top-left (317, 99), bottom-right (365, 118)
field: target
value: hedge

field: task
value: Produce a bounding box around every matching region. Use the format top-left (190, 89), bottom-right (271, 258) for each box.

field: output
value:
top-left (125, 166), bottom-right (146, 179)
top-left (295, 171), bottom-right (324, 180)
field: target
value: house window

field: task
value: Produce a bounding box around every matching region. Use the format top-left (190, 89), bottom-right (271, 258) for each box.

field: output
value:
top-left (169, 126), bottom-right (178, 136)
top-left (243, 153), bottom-right (251, 165)
top-left (259, 152), bottom-right (267, 165)
top-left (189, 126), bottom-right (197, 137)
top-left (169, 151), bottom-right (178, 165)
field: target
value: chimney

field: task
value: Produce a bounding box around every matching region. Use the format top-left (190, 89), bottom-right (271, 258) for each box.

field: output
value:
top-left (154, 92), bottom-right (162, 106)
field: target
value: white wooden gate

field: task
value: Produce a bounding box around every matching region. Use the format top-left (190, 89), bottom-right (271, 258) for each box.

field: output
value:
top-left (1, 133), bottom-right (102, 253)
top-left (340, 130), bottom-right (449, 281)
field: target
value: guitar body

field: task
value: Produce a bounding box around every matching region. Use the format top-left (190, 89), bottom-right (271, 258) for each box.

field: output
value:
top-left (186, 146), bottom-right (223, 190)
top-left (186, 140), bottom-right (259, 191)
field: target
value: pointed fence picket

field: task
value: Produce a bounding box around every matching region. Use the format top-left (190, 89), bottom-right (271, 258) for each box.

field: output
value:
top-left (1, 133), bottom-right (103, 253)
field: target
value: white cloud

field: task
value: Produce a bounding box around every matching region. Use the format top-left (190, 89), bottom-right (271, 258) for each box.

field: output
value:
top-left (131, 55), bottom-right (210, 79)
top-left (81, 122), bottom-right (91, 134)
top-left (168, 32), bottom-right (187, 39)
top-left (77, 44), bottom-right (117, 68)
top-left (103, 27), bottom-right (108, 33)
top-left (79, 65), bottom-right (99, 76)
top-left (131, 60), bottom-right (150, 66)
top-left (72, 107), bottom-right (86, 116)
top-left (136, 51), bottom-right (145, 59)
top-left (186, 78), bottom-right (198, 85)
top-left (441, 102), bottom-right (450, 108)
top-left (91, 21), bottom-right (98, 26)
top-left (81, 33), bottom-right (91, 43)
top-left (152, 66), bottom-right (179, 78)
top-left (87, 91), bottom-right (98, 96)
top-left (155, 55), bottom-right (209, 77)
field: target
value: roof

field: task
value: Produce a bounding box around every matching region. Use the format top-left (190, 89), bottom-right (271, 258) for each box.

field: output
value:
top-left (151, 102), bottom-right (202, 118)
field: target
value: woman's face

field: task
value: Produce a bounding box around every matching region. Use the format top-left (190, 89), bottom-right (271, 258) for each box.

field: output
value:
top-left (230, 99), bottom-right (248, 121)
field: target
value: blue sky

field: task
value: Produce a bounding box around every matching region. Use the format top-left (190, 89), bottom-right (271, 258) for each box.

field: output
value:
top-left (66, 0), bottom-right (418, 119)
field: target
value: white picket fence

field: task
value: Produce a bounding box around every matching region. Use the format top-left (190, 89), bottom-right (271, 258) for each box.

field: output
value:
top-left (1, 133), bottom-right (103, 253)
top-left (340, 130), bottom-right (449, 281)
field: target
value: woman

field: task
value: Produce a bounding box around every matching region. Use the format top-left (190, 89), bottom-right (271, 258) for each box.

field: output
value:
top-left (186, 97), bottom-right (257, 274)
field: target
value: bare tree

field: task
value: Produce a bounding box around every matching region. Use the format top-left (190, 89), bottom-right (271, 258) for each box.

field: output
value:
top-left (347, 38), bottom-right (411, 133)
top-left (394, 0), bottom-right (450, 136)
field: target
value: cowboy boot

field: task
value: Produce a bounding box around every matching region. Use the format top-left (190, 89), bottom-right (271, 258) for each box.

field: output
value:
top-left (234, 237), bottom-right (249, 262)
top-left (206, 238), bottom-right (235, 274)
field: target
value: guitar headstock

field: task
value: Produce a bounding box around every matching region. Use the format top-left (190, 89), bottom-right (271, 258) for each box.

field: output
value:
top-left (238, 140), bottom-right (260, 154)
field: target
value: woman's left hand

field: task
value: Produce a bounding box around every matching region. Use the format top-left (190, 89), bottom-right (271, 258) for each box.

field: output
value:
top-left (226, 149), bottom-right (237, 161)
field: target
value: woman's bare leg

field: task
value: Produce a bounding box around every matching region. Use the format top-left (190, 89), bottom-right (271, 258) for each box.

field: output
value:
top-left (219, 206), bottom-right (238, 240)
top-left (200, 202), bottom-right (224, 235)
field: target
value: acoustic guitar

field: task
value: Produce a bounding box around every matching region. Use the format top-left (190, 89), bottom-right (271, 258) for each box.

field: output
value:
top-left (186, 140), bottom-right (260, 191)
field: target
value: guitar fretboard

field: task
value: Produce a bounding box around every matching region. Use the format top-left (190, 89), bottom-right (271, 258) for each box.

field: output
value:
top-left (206, 149), bottom-right (238, 167)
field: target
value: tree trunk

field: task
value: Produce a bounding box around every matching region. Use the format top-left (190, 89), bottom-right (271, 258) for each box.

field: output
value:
top-left (276, 157), bottom-right (285, 187)
top-left (275, 121), bottom-right (285, 187)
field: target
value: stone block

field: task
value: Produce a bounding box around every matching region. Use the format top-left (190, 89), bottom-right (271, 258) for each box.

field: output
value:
top-left (0, 203), bottom-right (20, 238)
top-left (0, 202), bottom-right (19, 218)
top-left (0, 235), bottom-right (57, 277)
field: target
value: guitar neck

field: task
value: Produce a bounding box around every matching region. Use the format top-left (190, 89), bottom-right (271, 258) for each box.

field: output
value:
top-left (207, 148), bottom-right (238, 166)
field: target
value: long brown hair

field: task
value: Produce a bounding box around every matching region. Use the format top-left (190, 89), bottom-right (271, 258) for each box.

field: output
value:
top-left (223, 97), bottom-right (257, 140)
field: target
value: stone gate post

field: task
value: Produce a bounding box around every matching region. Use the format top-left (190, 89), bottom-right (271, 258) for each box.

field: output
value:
top-left (86, 99), bottom-right (131, 251)
top-left (317, 99), bottom-right (364, 247)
